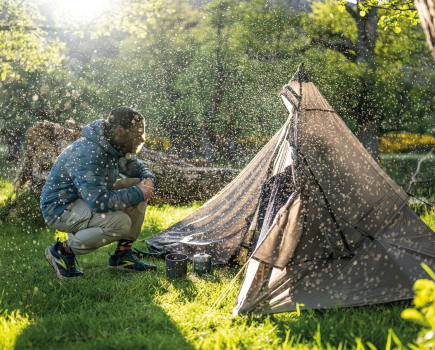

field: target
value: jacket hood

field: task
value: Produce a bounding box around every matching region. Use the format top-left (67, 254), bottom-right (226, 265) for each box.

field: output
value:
top-left (81, 119), bottom-right (123, 157)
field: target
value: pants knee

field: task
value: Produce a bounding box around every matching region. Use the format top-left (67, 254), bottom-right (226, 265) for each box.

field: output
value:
top-left (102, 213), bottom-right (132, 238)
top-left (118, 215), bottom-right (132, 237)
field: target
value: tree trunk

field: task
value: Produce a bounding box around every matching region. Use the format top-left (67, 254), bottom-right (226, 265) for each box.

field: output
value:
top-left (163, 85), bottom-right (181, 156)
top-left (137, 148), bottom-right (238, 204)
top-left (309, 4), bottom-right (381, 160)
top-left (201, 127), bottom-right (214, 163)
top-left (354, 72), bottom-right (379, 161)
top-left (415, 0), bottom-right (435, 61)
top-left (202, 16), bottom-right (225, 162)
top-left (355, 7), bottom-right (378, 67)
top-left (7, 130), bottom-right (22, 161)
top-left (353, 4), bottom-right (379, 161)
top-left (357, 120), bottom-right (379, 161)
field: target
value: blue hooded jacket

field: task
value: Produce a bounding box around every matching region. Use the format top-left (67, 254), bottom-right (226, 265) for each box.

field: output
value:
top-left (40, 120), bottom-right (157, 226)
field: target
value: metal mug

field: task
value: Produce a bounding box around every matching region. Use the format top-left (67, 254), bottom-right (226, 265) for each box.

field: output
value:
top-left (193, 253), bottom-right (211, 275)
top-left (166, 253), bottom-right (188, 278)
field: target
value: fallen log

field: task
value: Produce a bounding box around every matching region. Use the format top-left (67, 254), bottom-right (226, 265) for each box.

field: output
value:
top-left (14, 120), bottom-right (239, 206)
top-left (138, 148), bottom-right (239, 204)
top-left (13, 119), bottom-right (83, 195)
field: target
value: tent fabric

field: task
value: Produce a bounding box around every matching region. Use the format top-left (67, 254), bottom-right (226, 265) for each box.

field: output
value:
top-left (146, 117), bottom-right (290, 264)
top-left (233, 63), bottom-right (435, 315)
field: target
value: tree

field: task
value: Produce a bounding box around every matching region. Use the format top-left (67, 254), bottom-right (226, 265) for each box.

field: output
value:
top-left (0, 0), bottom-right (67, 159)
top-left (173, 0), bottom-right (303, 162)
top-left (73, 0), bottom-right (201, 157)
top-left (342, 0), bottom-right (435, 62)
top-left (305, 1), bottom-right (380, 159)
top-left (198, 1), bottom-right (236, 162)
top-left (304, 0), bottom-right (431, 160)
top-left (0, 68), bottom-right (98, 159)
top-left (0, 0), bottom-right (65, 80)
top-left (6, 0), bottom-right (430, 165)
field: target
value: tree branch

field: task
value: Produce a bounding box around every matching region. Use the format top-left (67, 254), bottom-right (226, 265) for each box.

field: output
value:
top-left (0, 25), bottom-right (59, 32)
top-left (407, 148), bottom-right (434, 194)
top-left (311, 38), bottom-right (358, 62)
top-left (387, 165), bottom-right (412, 175)
top-left (345, 3), bottom-right (359, 22)
top-left (370, 5), bottom-right (416, 10)
top-left (0, 56), bottom-right (13, 63)
top-left (325, 31), bottom-right (357, 49)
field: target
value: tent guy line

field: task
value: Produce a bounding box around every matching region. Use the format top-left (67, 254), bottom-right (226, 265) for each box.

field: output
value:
top-left (406, 192), bottom-right (434, 208)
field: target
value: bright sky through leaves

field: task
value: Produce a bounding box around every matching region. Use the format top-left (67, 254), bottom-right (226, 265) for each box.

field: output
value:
top-left (53, 0), bottom-right (109, 19)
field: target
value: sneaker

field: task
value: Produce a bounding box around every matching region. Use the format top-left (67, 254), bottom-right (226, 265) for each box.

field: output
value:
top-left (45, 238), bottom-right (84, 279)
top-left (108, 251), bottom-right (157, 272)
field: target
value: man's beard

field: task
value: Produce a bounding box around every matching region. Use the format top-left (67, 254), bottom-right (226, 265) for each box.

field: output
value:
top-left (115, 136), bottom-right (144, 155)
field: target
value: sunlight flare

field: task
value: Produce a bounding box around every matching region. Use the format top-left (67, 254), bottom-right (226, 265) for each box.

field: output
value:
top-left (53, 0), bottom-right (109, 19)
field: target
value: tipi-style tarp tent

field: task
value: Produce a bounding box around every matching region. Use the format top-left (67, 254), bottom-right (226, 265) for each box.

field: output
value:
top-left (148, 63), bottom-right (435, 315)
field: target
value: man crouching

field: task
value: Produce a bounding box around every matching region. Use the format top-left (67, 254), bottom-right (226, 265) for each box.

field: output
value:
top-left (41, 106), bottom-right (157, 279)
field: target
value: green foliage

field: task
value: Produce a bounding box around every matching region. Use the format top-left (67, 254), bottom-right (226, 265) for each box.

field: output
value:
top-left (378, 67), bottom-right (435, 135)
top-left (308, 0), bottom-right (427, 65)
top-left (75, 0), bottom-right (201, 145)
top-left (0, 0), bottom-right (66, 80)
top-left (0, 70), bottom-right (99, 135)
top-left (339, 0), bottom-right (420, 33)
top-left (307, 0), bottom-right (431, 67)
top-left (0, 190), bottom-right (45, 229)
top-left (0, 160), bottom-right (43, 228)
top-left (1, 0), bottom-right (435, 161)
top-left (409, 201), bottom-right (435, 221)
top-left (307, 0), bottom-right (435, 137)
top-left (401, 263), bottom-right (435, 347)
top-left (0, 177), bottom-right (14, 203)
top-left (0, 1), bottom-right (104, 147)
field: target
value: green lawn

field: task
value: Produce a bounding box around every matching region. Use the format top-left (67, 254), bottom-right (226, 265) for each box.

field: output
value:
top-left (0, 158), bottom-right (433, 350)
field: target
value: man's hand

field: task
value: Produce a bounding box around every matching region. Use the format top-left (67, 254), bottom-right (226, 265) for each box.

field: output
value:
top-left (136, 178), bottom-right (155, 201)
top-left (143, 178), bottom-right (155, 187)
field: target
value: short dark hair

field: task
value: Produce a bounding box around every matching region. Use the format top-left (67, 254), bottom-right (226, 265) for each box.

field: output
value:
top-left (105, 106), bottom-right (144, 134)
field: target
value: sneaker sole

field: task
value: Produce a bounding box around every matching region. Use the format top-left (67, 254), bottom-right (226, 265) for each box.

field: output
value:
top-left (107, 265), bottom-right (157, 272)
top-left (45, 246), bottom-right (75, 280)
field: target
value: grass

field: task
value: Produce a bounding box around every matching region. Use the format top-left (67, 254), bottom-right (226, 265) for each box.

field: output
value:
top-left (0, 157), bottom-right (433, 350)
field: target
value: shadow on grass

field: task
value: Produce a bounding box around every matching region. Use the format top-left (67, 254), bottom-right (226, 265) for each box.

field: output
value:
top-left (0, 224), bottom-right (195, 350)
top-left (0, 220), bottom-right (425, 350)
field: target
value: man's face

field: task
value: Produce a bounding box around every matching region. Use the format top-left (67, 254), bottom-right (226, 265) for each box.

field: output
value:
top-left (117, 119), bottom-right (146, 155)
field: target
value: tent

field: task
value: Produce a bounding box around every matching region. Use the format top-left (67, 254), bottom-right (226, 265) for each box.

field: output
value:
top-left (147, 63), bottom-right (435, 315)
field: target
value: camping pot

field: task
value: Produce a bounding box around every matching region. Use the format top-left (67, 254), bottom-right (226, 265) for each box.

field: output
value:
top-left (193, 253), bottom-right (211, 275)
top-left (165, 253), bottom-right (188, 278)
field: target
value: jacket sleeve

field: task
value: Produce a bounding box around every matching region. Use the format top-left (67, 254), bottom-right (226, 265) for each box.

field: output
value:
top-left (120, 156), bottom-right (158, 187)
top-left (65, 150), bottom-right (144, 213)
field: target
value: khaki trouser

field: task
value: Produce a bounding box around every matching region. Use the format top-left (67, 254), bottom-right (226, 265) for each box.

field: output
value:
top-left (50, 178), bottom-right (147, 255)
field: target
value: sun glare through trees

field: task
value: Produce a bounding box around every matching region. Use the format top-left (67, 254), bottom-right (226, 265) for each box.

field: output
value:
top-left (50, 0), bottom-right (111, 20)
